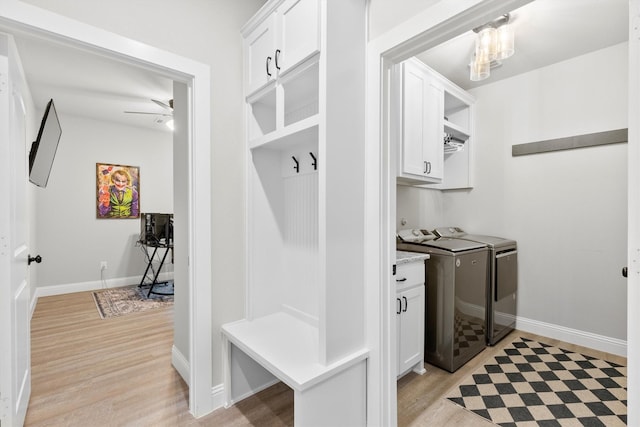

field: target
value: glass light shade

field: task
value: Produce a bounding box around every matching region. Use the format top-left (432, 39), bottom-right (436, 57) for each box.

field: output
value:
top-left (496, 24), bottom-right (515, 59)
top-left (475, 27), bottom-right (497, 63)
top-left (470, 58), bottom-right (490, 81)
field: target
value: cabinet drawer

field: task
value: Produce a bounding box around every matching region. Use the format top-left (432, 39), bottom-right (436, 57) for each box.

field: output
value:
top-left (396, 261), bottom-right (425, 291)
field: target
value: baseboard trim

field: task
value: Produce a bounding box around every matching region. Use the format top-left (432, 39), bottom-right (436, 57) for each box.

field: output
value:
top-left (30, 273), bottom-right (175, 316)
top-left (516, 316), bottom-right (627, 357)
top-left (211, 383), bottom-right (226, 412)
top-left (172, 345), bottom-right (190, 386)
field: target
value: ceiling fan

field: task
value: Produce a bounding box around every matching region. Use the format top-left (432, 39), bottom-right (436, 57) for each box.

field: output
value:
top-left (124, 99), bottom-right (173, 117)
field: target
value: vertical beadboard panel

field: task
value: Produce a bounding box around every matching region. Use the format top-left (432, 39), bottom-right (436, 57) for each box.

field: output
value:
top-left (282, 171), bottom-right (319, 323)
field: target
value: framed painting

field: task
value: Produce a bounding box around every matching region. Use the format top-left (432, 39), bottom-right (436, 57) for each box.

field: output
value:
top-left (96, 163), bottom-right (140, 219)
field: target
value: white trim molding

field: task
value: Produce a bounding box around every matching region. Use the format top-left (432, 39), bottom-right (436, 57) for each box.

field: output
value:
top-left (516, 316), bottom-right (627, 357)
top-left (211, 383), bottom-right (227, 412)
top-left (172, 345), bottom-right (190, 386)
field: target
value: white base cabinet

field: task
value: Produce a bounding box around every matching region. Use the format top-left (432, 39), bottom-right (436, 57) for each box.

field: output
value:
top-left (396, 259), bottom-right (427, 378)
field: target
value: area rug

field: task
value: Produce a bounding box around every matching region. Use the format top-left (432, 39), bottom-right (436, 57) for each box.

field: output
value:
top-left (92, 283), bottom-right (173, 319)
top-left (446, 337), bottom-right (627, 426)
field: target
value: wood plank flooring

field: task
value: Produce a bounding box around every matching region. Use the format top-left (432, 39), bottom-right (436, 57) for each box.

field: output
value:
top-left (26, 291), bottom-right (626, 426)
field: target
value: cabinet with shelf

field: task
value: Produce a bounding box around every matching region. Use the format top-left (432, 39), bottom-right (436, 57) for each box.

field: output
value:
top-left (244, 0), bottom-right (320, 97)
top-left (397, 58), bottom-right (475, 190)
top-left (223, 1), bottom-right (367, 425)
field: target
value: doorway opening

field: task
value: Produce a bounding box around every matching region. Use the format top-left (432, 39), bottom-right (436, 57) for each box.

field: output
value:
top-left (0, 6), bottom-right (214, 417)
top-left (366, 0), bottom-right (629, 424)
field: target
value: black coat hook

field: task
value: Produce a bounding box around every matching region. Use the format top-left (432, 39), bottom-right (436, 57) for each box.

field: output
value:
top-left (292, 156), bottom-right (299, 173)
top-left (309, 152), bottom-right (317, 170)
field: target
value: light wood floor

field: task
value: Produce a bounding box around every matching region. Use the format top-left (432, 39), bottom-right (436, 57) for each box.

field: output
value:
top-left (26, 291), bottom-right (627, 426)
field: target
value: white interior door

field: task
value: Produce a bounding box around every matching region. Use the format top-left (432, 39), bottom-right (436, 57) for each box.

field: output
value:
top-left (0, 34), bottom-right (31, 427)
top-left (627, 0), bottom-right (639, 423)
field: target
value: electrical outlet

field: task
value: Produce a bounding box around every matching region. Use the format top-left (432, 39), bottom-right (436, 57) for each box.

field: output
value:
top-left (100, 261), bottom-right (108, 270)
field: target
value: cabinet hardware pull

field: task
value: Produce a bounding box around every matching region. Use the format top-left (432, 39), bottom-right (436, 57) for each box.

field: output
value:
top-left (423, 161), bottom-right (427, 174)
top-left (402, 296), bottom-right (408, 312)
top-left (309, 152), bottom-right (317, 170)
top-left (292, 156), bottom-right (299, 173)
top-left (275, 49), bottom-right (281, 70)
top-left (396, 277), bottom-right (407, 282)
top-left (266, 56), bottom-right (272, 77)
top-left (397, 298), bottom-right (401, 315)
top-left (426, 161), bottom-right (432, 174)
top-left (28, 254), bottom-right (42, 265)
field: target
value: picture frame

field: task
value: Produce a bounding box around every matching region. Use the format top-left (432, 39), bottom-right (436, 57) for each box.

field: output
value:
top-left (96, 163), bottom-right (140, 219)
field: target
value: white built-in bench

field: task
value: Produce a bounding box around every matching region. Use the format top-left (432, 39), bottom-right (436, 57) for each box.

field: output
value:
top-left (222, 312), bottom-right (369, 426)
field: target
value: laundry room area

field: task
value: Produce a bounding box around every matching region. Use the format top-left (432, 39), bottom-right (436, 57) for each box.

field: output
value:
top-left (393, 0), bottom-right (628, 379)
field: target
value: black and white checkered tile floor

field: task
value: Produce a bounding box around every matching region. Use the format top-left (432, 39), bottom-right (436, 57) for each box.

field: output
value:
top-left (446, 337), bottom-right (627, 426)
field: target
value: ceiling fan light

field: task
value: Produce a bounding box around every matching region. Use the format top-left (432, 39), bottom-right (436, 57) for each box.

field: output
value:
top-left (496, 23), bottom-right (515, 60)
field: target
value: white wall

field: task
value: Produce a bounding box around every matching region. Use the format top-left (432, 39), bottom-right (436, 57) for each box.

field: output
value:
top-left (32, 113), bottom-right (173, 288)
top-left (19, 0), bottom-right (267, 386)
top-left (368, 0), bottom-right (440, 40)
top-left (400, 43), bottom-right (628, 342)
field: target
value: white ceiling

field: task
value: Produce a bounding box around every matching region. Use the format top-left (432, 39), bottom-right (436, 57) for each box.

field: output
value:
top-left (3, 0), bottom-right (629, 131)
top-left (13, 34), bottom-right (174, 132)
top-left (416, 0), bottom-right (628, 91)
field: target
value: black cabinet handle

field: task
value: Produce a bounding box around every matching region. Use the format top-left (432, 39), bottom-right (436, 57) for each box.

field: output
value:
top-left (402, 296), bottom-right (408, 312)
top-left (28, 254), bottom-right (42, 265)
top-left (396, 298), bottom-right (401, 315)
top-left (623, 266), bottom-right (628, 278)
top-left (266, 56), bottom-right (272, 77)
top-left (275, 49), bottom-right (281, 70)
top-left (396, 277), bottom-right (407, 282)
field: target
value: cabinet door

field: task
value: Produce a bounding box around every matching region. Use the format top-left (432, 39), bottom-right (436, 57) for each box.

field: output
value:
top-left (246, 13), bottom-right (277, 95)
top-left (398, 285), bottom-right (425, 376)
top-left (400, 61), bottom-right (443, 182)
top-left (401, 62), bottom-right (427, 177)
top-left (423, 80), bottom-right (444, 180)
top-left (278, 0), bottom-right (320, 74)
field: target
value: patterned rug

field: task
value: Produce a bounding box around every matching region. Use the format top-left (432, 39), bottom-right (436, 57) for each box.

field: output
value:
top-left (446, 337), bottom-right (627, 426)
top-left (92, 283), bottom-right (173, 319)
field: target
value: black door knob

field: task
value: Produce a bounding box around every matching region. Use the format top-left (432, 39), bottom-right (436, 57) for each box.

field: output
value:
top-left (28, 254), bottom-right (42, 265)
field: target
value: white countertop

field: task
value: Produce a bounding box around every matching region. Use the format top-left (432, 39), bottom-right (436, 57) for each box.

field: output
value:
top-left (396, 250), bottom-right (430, 265)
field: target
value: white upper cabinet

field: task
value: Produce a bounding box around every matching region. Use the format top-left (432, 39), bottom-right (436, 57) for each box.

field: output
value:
top-left (398, 58), bottom-right (475, 189)
top-left (278, 0), bottom-right (320, 74)
top-left (400, 59), bottom-right (444, 183)
top-left (244, 0), bottom-right (320, 96)
top-left (245, 13), bottom-right (278, 96)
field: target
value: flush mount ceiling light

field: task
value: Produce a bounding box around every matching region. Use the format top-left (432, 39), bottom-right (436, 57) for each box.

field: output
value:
top-left (469, 14), bottom-right (515, 81)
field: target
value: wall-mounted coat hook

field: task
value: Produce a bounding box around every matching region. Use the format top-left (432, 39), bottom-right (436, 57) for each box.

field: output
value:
top-left (292, 156), bottom-right (299, 173)
top-left (309, 152), bottom-right (317, 170)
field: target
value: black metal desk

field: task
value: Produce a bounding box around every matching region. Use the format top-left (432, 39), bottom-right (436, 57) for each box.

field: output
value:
top-left (138, 241), bottom-right (174, 297)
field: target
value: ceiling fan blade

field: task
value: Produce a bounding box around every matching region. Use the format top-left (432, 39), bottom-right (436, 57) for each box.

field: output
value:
top-left (151, 99), bottom-right (173, 111)
top-left (124, 111), bottom-right (173, 116)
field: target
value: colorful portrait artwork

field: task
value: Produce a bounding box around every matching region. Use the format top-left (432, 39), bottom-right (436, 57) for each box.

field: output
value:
top-left (96, 163), bottom-right (140, 219)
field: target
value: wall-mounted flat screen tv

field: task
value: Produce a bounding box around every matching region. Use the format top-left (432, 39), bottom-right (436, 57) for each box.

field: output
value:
top-left (29, 99), bottom-right (62, 188)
